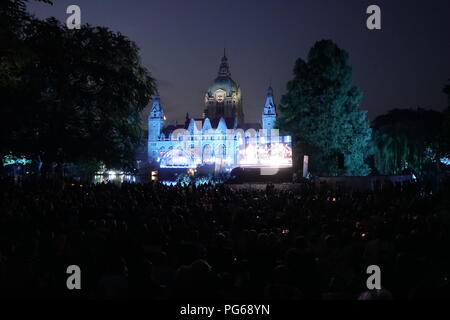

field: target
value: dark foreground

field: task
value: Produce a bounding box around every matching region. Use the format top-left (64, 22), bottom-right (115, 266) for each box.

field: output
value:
top-left (0, 179), bottom-right (449, 300)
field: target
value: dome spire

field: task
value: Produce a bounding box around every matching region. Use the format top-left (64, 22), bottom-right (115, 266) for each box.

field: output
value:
top-left (218, 49), bottom-right (231, 77)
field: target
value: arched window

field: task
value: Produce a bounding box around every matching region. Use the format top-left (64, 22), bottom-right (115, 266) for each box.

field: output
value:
top-left (218, 144), bottom-right (226, 158)
top-left (202, 145), bottom-right (213, 163)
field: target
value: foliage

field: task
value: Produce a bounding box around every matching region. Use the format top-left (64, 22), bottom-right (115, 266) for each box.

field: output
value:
top-left (1, 1), bottom-right (156, 177)
top-left (442, 80), bottom-right (450, 159)
top-left (277, 40), bottom-right (372, 176)
top-left (372, 108), bottom-right (444, 176)
top-left (0, 0), bottom-right (52, 87)
top-left (444, 79), bottom-right (450, 107)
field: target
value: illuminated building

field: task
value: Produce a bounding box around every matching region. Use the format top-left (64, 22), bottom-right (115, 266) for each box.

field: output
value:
top-left (148, 52), bottom-right (292, 171)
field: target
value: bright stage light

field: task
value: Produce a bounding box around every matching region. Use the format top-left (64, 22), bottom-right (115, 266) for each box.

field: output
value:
top-left (238, 141), bottom-right (292, 168)
top-left (156, 134), bottom-right (292, 170)
top-left (441, 157), bottom-right (450, 166)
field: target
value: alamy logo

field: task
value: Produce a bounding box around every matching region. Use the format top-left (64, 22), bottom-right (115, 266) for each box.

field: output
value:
top-left (66, 265), bottom-right (81, 290)
top-left (366, 5), bottom-right (382, 30)
top-left (66, 5), bottom-right (81, 30)
top-left (366, 265), bottom-right (382, 290)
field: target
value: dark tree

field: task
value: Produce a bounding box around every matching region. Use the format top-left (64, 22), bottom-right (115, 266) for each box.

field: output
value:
top-left (444, 79), bottom-right (450, 109)
top-left (1, 3), bottom-right (156, 177)
top-left (277, 40), bottom-right (372, 176)
top-left (442, 80), bottom-right (450, 160)
top-left (0, 0), bottom-right (52, 86)
top-left (372, 108), bottom-right (444, 177)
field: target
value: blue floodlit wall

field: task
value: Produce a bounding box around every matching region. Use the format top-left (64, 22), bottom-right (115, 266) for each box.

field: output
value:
top-left (149, 124), bottom-right (292, 171)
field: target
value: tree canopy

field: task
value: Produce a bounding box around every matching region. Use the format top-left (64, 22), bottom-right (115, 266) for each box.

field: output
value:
top-left (278, 40), bottom-right (372, 176)
top-left (444, 79), bottom-right (450, 108)
top-left (372, 108), bottom-right (444, 176)
top-left (1, 1), bottom-right (156, 176)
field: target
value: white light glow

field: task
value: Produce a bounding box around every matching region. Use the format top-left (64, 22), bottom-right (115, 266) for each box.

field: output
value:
top-left (441, 157), bottom-right (450, 166)
top-left (239, 142), bottom-right (292, 168)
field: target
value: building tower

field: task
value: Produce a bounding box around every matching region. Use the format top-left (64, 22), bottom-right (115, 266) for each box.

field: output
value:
top-left (148, 94), bottom-right (165, 161)
top-left (262, 86), bottom-right (277, 132)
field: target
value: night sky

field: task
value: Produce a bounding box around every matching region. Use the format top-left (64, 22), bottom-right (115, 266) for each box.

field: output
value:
top-left (28, 0), bottom-right (450, 126)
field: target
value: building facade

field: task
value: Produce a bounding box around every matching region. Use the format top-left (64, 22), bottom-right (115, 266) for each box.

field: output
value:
top-left (148, 53), bottom-right (292, 171)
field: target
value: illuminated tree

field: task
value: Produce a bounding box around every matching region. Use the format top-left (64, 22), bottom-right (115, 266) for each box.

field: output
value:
top-left (278, 40), bottom-right (372, 176)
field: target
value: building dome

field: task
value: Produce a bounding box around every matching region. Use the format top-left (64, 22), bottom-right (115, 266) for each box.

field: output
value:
top-left (207, 76), bottom-right (239, 97)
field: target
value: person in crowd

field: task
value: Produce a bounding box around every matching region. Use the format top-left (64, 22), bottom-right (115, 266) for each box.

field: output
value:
top-left (0, 177), bottom-right (449, 300)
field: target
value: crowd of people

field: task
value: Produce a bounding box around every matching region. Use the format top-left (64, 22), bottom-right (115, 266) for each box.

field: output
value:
top-left (0, 177), bottom-right (449, 300)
